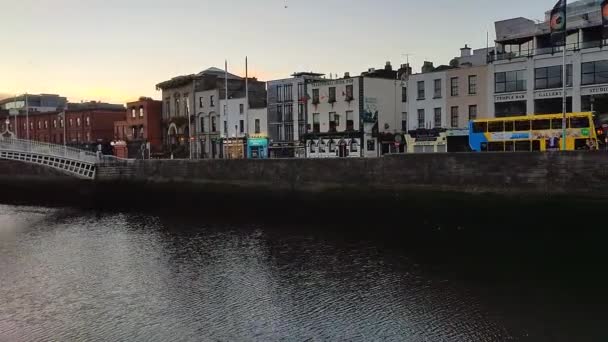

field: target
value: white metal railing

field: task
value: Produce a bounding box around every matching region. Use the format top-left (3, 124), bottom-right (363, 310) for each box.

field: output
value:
top-left (0, 137), bottom-right (99, 164)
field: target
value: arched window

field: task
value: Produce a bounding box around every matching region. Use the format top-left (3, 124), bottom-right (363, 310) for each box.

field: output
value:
top-left (44, 121), bottom-right (48, 129)
top-left (37, 121), bottom-right (41, 129)
top-left (131, 108), bottom-right (136, 118)
top-left (139, 107), bottom-right (144, 117)
top-left (200, 116), bottom-right (206, 132)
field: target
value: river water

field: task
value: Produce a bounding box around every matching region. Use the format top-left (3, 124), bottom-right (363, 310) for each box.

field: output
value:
top-left (0, 204), bottom-right (606, 341)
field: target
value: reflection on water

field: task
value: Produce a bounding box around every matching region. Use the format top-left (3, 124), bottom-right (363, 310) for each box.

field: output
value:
top-left (0, 204), bottom-right (606, 341)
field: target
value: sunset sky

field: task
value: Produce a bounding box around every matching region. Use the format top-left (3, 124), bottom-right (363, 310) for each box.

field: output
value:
top-left (1, 0), bottom-right (551, 104)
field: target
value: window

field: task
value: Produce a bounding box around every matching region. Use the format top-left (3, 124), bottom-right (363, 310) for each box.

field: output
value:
top-left (495, 70), bottom-right (526, 93)
top-left (277, 105), bottom-right (283, 122)
top-left (44, 121), bottom-right (48, 129)
top-left (53, 119), bottom-right (57, 128)
top-left (285, 124), bottom-right (294, 141)
top-left (210, 95), bottom-right (215, 107)
top-left (313, 113), bottom-right (320, 133)
top-left (175, 97), bottom-right (180, 116)
top-left (223, 120), bottom-right (227, 134)
top-left (434, 108), bottom-right (442, 127)
top-left (329, 87), bottom-right (336, 103)
top-left (532, 119), bottom-right (551, 130)
top-left (351, 139), bottom-right (358, 152)
top-left (535, 65), bottom-right (573, 89)
top-left (450, 77), bottom-right (459, 96)
top-left (211, 116), bottom-right (217, 132)
top-left (367, 140), bottom-right (375, 151)
top-left (345, 85), bottom-right (354, 101)
top-left (239, 103), bottom-right (244, 114)
top-left (60, 119), bottom-right (64, 128)
top-left (468, 75), bottom-right (477, 95)
top-left (582, 60), bottom-right (608, 85)
top-left (312, 89), bottom-right (320, 104)
top-left (468, 105), bottom-right (477, 121)
top-left (434, 79), bottom-right (442, 98)
top-left (488, 121), bottom-right (504, 132)
top-left (299, 122), bottom-right (306, 137)
top-left (417, 109), bottom-right (425, 128)
top-left (450, 106), bottom-right (459, 127)
top-left (284, 84), bottom-right (293, 101)
top-left (38, 121), bottom-right (41, 129)
top-left (86, 117), bottom-right (90, 126)
top-left (239, 120), bottom-right (244, 133)
top-left (401, 112), bottom-right (407, 131)
top-left (285, 105), bottom-right (293, 122)
top-left (329, 112), bottom-right (337, 132)
top-left (131, 108), bottom-right (136, 118)
top-left (417, 81), bottom-right (425, 100)
top-left (165, 98), bottom-right (170, 117)
top-left (570, 117), bottom-right (590, 128)
top-left (298, 104), bottom-right (304, 121)
top-left (473, 122), bottom-right (487, 133)
top-left (69, 119), bottom-right (73, 127)
top-left (402, 87), bottom-right (407, 102)
top-left (77, 118), bottom-right (81, 126)
top-left (514, 120), bottom-right (531, 131)
top-left (139, 107), bottom-right (144, 117)
top-left (184, 95), bottom-right (189, 116)
top-left (297, 83), bottom-right (304, 100)
top-left (346, 111), bottom-right (354, 130)
top-left (199, 97), bottom-right (203, 108)
top-left (200, 117), bottom-right (205, 132)
top-left (255, 119), bottom-right (260, 134)
top-left (277, 85), bottom-right (283, 102)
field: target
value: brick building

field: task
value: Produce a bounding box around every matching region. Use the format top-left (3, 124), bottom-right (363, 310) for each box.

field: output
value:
top-left (119, 97), bottom-right (162, 153)
top-left (0, 101), bottom-right (125, 146)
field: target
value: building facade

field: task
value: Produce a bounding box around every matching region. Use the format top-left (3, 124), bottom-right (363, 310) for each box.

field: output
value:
top-left (266, 72), bottom-right (324, 158)
top-left (305, 62), bottom-right (408, 158)
top-left (0, 101), bottom-right (124, 147)
top-left (488, 0), bottom-right (608, 118)
top-left (113, 97), bottom-right (163, 156)
top-left (0, 94), bottom-right (67, 113)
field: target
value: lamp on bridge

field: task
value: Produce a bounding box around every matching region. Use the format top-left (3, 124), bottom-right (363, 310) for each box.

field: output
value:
top-left (1, 117), bottom-right (15, 139)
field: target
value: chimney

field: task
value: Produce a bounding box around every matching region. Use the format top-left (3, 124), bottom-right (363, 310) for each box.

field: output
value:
top-left (421, 61), bottom-right (434, 73)
top-left (398, 63), bottom-right (413, 79)
top-left (344, 72), bottom-right (350, 78)
top-left (461, 44), bottom-right (472, 58)
top-left (385, 61), bottom-right (392, 71)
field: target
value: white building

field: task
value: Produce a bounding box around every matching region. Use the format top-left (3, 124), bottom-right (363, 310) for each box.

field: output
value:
top-left (406, 62), bottom-right (449, 131)
top-left (488, 0), bottom-right (608, 118)
top-left (305, 62), bottom-right (409, 158)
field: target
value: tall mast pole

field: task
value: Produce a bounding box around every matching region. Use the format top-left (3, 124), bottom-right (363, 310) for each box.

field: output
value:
top-left (245, 56), bottom-right (249, 137)
top-left (561, 0), bottom-right (568, 151)
top-left (25, 93), bottom-right (29, 141)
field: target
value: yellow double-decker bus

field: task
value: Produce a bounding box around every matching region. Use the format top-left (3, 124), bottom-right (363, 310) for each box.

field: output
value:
top-left (469, 112), bottom-right (599, 152)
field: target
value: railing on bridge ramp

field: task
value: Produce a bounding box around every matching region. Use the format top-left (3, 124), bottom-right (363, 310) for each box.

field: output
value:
top-left (0, 137), bottom-right (122, 179)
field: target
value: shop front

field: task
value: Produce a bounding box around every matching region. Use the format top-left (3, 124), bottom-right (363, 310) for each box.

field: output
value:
top-left (405, 129), bottom-right (447, 153)
top-left (222, 137), bottom-right (246, 159)
top-left (378, 133), bottom-right (406, 156)
top-left (247, 137), bottom-right (269, 159)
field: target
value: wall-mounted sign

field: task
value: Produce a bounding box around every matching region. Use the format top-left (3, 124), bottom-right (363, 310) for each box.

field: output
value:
top-left (534, 89), bottom-right (573, 99)
top-left (495, 93), bottom-right (526, 103)
top-left (310, 78), bottom-right (354, 88)
top-left (581, 85), bottom-right (608, 96)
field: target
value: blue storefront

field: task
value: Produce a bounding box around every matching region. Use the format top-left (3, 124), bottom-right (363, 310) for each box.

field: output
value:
top-left (247, 137), bottom-right (269, 159)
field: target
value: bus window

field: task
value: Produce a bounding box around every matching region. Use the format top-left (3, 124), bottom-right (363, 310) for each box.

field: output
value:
top-left (532, 140), bottom-right (541, 151)
top-left (505, 141), bottom-right (514, 151)
top-left (488, 142), bottom-right (505, 151)
top-left (515, 140), bottom-right (531, 151)
top-left (570, 117), bottom-right (590, 128)
top-left (551, 118), bottom-right (563, 130)
top-left (532, 119), bottom-right (550, 130)
top-left (504, 121), bottom-right (515, 132)
top-left (488, 121), bottom-right (504, 132)
top-left (575, 138), bottom-right (588, 150)
top-left (515, 120), bottom-right (531, 131)
top-left (473, 122), bottom-right (487, 133)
